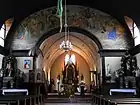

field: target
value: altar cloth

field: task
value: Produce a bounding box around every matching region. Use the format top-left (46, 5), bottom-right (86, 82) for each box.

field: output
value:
top-left (109, 89), bottom-right (136, 95)
top-left (1, 89), bottom-right (28, 95)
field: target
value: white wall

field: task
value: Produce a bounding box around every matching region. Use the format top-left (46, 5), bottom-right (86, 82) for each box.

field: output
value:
top-left (16, 57), bottom-right (33, 82)
top-left (0, 54), bottom-right (4, 69)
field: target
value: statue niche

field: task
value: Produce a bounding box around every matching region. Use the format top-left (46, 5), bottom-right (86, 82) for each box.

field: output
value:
top-left (0, 55), bottom-right (24, 89)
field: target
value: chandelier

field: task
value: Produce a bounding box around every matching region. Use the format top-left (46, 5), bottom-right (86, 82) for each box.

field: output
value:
top-left (59, 0), bottom-right (72, 51)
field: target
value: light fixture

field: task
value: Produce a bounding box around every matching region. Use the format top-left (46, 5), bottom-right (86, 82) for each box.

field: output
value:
top-left (59, 0), bottom-right (72, 51)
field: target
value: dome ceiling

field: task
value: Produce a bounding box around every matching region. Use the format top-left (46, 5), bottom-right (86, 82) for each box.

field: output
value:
top-left (40, 32), bottom-right (100, 69)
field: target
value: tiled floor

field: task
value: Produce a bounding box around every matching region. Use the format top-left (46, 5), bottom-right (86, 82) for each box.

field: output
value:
top-left (44, 103), bottom-right (91, 105)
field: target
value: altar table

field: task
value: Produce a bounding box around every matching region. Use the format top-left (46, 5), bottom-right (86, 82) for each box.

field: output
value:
top-left (1, 89), bottom-right (28, 95)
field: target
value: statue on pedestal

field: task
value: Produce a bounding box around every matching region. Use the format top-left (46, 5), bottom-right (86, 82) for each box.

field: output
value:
top-left (4, 61), bottom-right (15, 77)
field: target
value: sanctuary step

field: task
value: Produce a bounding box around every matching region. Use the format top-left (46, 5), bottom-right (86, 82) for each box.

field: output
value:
top-left (45, 97), bottom-right (92, 103)
top-left (44, 103), bottom-right (91, 105)
top-left (48, 92), bottom-right (92, 97)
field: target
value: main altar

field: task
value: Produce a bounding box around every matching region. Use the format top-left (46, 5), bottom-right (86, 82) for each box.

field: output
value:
top-left (59, 54), bottom-right (79, 97)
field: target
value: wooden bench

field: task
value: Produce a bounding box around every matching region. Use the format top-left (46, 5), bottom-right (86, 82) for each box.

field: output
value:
top-left (0, 94), bottom-right (44, 105)
top-left (109, 98), bottom-right (140, 105)
top-left (92, 94), bottom-right (140, 105)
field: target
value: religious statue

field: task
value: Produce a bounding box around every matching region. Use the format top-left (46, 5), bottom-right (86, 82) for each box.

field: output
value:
top-left (56, 74), bottom-right (61, 93)
top-left (0, 55), bottom-right (24, 89)
top-left (80, 74), bottom-right (84, 81)
top-left (118, 50), bottom-right (137, 88)
top-left (4, 61), bottom-right (15, 77)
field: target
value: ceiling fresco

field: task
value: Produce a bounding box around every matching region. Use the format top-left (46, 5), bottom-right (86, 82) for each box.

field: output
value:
top-left (40, 32), bottom-right (99, 69)
top-left (11, 5), bottom-right (131, 50)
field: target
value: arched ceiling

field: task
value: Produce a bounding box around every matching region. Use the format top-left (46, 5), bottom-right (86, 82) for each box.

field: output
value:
top-left (40, 32), bottom-right (99, 69)
top-left (1, 0), bottom-right (140, 28)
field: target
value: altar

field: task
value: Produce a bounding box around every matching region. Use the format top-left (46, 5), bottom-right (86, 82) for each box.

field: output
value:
top-left (60, 53), bottom-right (79, 96)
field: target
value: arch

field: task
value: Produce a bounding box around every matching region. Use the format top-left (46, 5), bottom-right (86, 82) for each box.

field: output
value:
top-left (35, 27), bottom-right (102, 71)
top-left (36, 26), bottom-right (103, 50)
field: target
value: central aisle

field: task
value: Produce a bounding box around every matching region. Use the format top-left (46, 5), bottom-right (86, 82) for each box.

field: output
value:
top-left (44, 93), bottom-right (92, 105)
top-left (44, 103), bottom-right (91, 105)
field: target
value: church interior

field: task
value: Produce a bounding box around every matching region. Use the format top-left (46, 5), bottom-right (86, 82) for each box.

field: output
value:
top-left (0, 0), bottom-right (140, 105)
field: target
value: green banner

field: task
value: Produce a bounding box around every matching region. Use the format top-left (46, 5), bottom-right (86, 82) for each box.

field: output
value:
top-left (57, 0), bottom-right (63, 17)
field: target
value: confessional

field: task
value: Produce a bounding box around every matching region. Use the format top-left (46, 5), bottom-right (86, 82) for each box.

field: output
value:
top-left (62, 62), bottom-right (79, 96)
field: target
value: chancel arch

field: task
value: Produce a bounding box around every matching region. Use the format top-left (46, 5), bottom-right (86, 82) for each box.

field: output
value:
top-left (39, 30), bottom-right (101, 91)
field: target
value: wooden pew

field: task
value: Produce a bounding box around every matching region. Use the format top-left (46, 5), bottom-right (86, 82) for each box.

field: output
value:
top-left (0, 95), bottom-right (29, 105)
top-left (0, 94), bottom-right (44, 105)
top-left (92, 94), bottom-right (140, 105)
top-left (109, 98), bottom-right (140, 105)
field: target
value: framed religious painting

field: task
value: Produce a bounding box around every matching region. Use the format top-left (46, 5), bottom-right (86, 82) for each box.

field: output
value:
top-left (24, 60), bottom-right (31, 69)
top-left (105, 57), bottom-right (121, 83)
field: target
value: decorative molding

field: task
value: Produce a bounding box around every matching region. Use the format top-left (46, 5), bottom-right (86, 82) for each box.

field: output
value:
top-left (11, 50), bottom-right (30, 57)
top-left (99, 49), bottom-right (127, 57)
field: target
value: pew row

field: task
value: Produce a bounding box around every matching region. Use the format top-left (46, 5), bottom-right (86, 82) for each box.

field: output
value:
top-left (92, 94), bottom-right (140, 105)
top-left (0, 94), bottom-right (44, 105)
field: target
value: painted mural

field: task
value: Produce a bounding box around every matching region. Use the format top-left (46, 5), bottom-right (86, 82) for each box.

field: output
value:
top-left (12, 5), bottom-right (130, 50)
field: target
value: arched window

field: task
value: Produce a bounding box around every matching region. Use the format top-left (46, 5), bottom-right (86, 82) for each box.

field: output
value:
top-left (65, 54), bottom-right (70, 65)
top-left (65, 54), bottom-right (76, 65)
top-left (0, 18), bottom-right (14, 47)
top-left (124, 16), bottom-right (140, 46)
top-left (70, 54), bottom-right (76, 64)
top-left (0, 24), bottom-right (5, 47)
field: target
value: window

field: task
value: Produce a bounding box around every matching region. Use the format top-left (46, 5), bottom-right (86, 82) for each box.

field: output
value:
top-left (65, 54), bottom-right (76, 65)
top-left (133, 23), bottom-right (140, 46)
top-left (124, 16), bottom-right (140, 46)
top-left (70, 54), bottom-right (76, 64)
top-left (0, 24), bottom-right (5, 47)
top-left (0, 18), bottom-right (14, 47)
